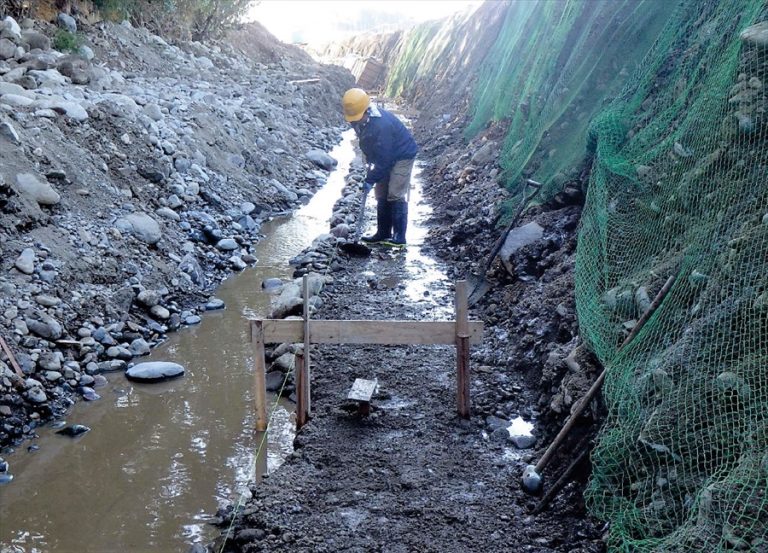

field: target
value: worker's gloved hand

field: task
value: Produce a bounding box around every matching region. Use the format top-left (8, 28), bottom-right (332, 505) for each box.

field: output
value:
top-left (362, 181), bottom-right (374, 194)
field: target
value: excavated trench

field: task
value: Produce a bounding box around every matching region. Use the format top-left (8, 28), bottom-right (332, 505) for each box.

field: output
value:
top-left (0, 125), bottom-right (470, 551)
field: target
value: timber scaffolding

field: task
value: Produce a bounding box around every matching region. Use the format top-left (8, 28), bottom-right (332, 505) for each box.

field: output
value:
top-left (349, 57), bottom-right (387, 92)
top-left (248, 278), bottom-right (483, 431)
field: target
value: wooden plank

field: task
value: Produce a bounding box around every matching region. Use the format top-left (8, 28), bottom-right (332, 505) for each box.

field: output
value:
top-left (302, 275), bottom-right (311, 418)
top-left (348, 378), bottom-right (378, 402)
top-left (259, 319), bottom-right (483, 345)
top-left (455, 281), bottom-right (470, 418)
top-left (250, 320), bottom-right (268, 432)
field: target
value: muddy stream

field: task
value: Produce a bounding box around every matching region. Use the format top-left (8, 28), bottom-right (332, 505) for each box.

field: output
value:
top-left (0, 129), bottom-right (449, 552)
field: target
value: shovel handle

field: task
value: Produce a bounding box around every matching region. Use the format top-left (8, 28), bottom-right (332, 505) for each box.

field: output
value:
top-left (533, 273), bottom-right (677, 474)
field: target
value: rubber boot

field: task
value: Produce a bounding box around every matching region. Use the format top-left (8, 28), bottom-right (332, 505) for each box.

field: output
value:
top-left (361, 201), bottom-right (392, 242)
top-left (389, 200), bottom-right (408, 246)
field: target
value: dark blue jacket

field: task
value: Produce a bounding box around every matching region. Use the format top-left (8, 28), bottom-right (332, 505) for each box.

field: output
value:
top-left (357, 107), bottom-right (418, 184)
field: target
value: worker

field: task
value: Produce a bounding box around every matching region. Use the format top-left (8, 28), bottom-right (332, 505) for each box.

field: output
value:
top-left (341, 88), bottom-right (418, 246)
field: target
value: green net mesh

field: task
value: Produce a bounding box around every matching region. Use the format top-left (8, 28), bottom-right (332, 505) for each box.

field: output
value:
top-left (466, 0), bottom-right (677, 200)
top-left (576, 0), bottom-right (768, 550)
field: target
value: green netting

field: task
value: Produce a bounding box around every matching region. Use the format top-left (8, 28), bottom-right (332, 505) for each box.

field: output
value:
top-left (467, 0), bottom-right (676, 200)
top-left (575, 0), bottom-right (768, 550)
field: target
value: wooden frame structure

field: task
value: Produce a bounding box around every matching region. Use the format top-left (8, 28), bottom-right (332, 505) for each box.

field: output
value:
top-left (249, 279), bottom-right (483, 431)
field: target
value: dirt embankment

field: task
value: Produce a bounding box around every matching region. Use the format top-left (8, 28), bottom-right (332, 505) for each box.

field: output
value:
top-left (0, 12), bottom-right (352, 449)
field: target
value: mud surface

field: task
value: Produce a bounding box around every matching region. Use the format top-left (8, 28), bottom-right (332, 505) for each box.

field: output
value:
top-left (212, 153), bottom-right (605, 551)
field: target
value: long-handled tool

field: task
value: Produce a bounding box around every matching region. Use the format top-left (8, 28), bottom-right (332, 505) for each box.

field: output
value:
top-left (467, 179), bottom-right (542, 306)
top-left (339, 187), bottom-right (372, 257)
top-left (521, 273), bottom-right (678, 495)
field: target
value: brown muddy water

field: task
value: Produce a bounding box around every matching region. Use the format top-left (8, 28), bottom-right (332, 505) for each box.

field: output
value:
top-left (0, 129), bottom-right (451, 552)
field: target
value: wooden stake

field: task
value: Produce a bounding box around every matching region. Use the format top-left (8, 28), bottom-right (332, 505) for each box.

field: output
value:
top-left (302, 275), bottom-right (311, 417)
top-left (0, 335), bottom-right (24, 378)
top-left (251, 320), bottom-right (268, 432)
top-left (455, 280), bottom-right (470, 418)
top-left (295, 352), bottom-right (308, 430)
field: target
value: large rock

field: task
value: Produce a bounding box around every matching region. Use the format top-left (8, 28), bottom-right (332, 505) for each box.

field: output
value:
top-left (1, 121), bottom-right (20, 144)
top-left (14, 173), bottom-right (60, 205)
top-left (119, 213), bottom-right (162, 244)
top-left (126, 361), bottom-right (185, 382)
top-left (269, 179), bottom-right (298, 201)
top-left (0, 38), bottom-right (15, 60)
top-left (21, 30), bottom-right (50, 51)
top-left (271, 282), bottom-right (303, 319)
top-left (25, 312), bottom-right (63, 340)
top-left (1, 94), bottom-right (34, 107)
top-left (0, 83), bottom-right (31, 97)
top-left (36, 99), bottom-right (89, 121)
top-left (2, 16), bottom-right (21, 37)
top-left (471, 141), bottom-right (497, 165)
top-left (306, 149), bottom-right (337, 171)
top-left (14, 248), bottom-right (35, 274)
top-left (56, 55), bottom-right (91, 84)
top-left (500, 221), bottom-right (545, 275)
top-left (57, 13), bottom-right (77, 33)
top-left (741, 21), bottom-right (768, 48)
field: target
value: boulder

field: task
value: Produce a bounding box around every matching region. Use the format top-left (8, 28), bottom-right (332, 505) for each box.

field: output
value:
top-left (471, 141), bottom-right (497, 165)
top-left (119, 213), bottom-right (162, 244)
top-left (741, 21), bottom-right (768, 48)
top-left (21, 30), bottom-right (50, 51)
top-left (499, 222), bottom-right (544, 275)
top-left (14, 248), bottom-right (35, 274)
top-left (56, 55), bottom-right (91, 84)
top-left (57, 13), bottom-right (77, 33)
top-left (14, 173), bottom-right (60, 205)
top-left (2, 16), bottom-right (21, 37)
top-left (1, 94), bottom-right (34, 107)
top-left (126, 361), bottom-right (185, 382)
top-left (0, 38), bottom-right (15, 60)
top-left (0, 121), bottom-right (20, 144)
top-left (306, 149), bottom-right (337, 171)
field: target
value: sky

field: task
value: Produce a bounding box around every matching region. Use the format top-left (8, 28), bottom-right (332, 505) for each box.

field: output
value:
top-left (245, 0), bottom-right (484, 45)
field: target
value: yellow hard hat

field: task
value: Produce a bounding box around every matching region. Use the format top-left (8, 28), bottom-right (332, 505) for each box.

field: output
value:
top-left (342, 88), bottom-right (370, 122)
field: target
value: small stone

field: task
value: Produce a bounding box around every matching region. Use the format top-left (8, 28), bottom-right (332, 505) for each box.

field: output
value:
top-left (185, 315), bottom-right (201, 325)
top-left (129, 338), bottom-right (150, 356)
top-left (150, 305), bottom-right (170, 320)
top-left (216, 238), bottom-right (238, 251)
top-left (35, 294), bottom-right (60, 307)
top-left (106, 346), bottom-right (132, 360)
top-left (44, 371), bottom-right (62, 382)
top-left (80, 386), bottom-right (100, 401)
top-left (205, 298), bottom-right (225, 310)
top-left (56, 424), bottom-right (90, 437)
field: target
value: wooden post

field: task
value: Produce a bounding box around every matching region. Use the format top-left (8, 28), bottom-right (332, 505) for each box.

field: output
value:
top-left (301, 275), bottom-right (311, 421)
top-left (295, 352), bottom-right (308, 430)
top-left (455, 280), bottom-right (470, 418)
top-left (251, 320), bottom-right (268, 432)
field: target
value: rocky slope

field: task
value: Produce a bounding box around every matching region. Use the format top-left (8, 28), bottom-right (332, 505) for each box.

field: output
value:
top-left (0, 13), bottom-right (352, 448)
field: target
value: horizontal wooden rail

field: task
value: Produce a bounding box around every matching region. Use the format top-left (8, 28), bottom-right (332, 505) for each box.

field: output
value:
top-left (254, 319), bottom-right (484, 346)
